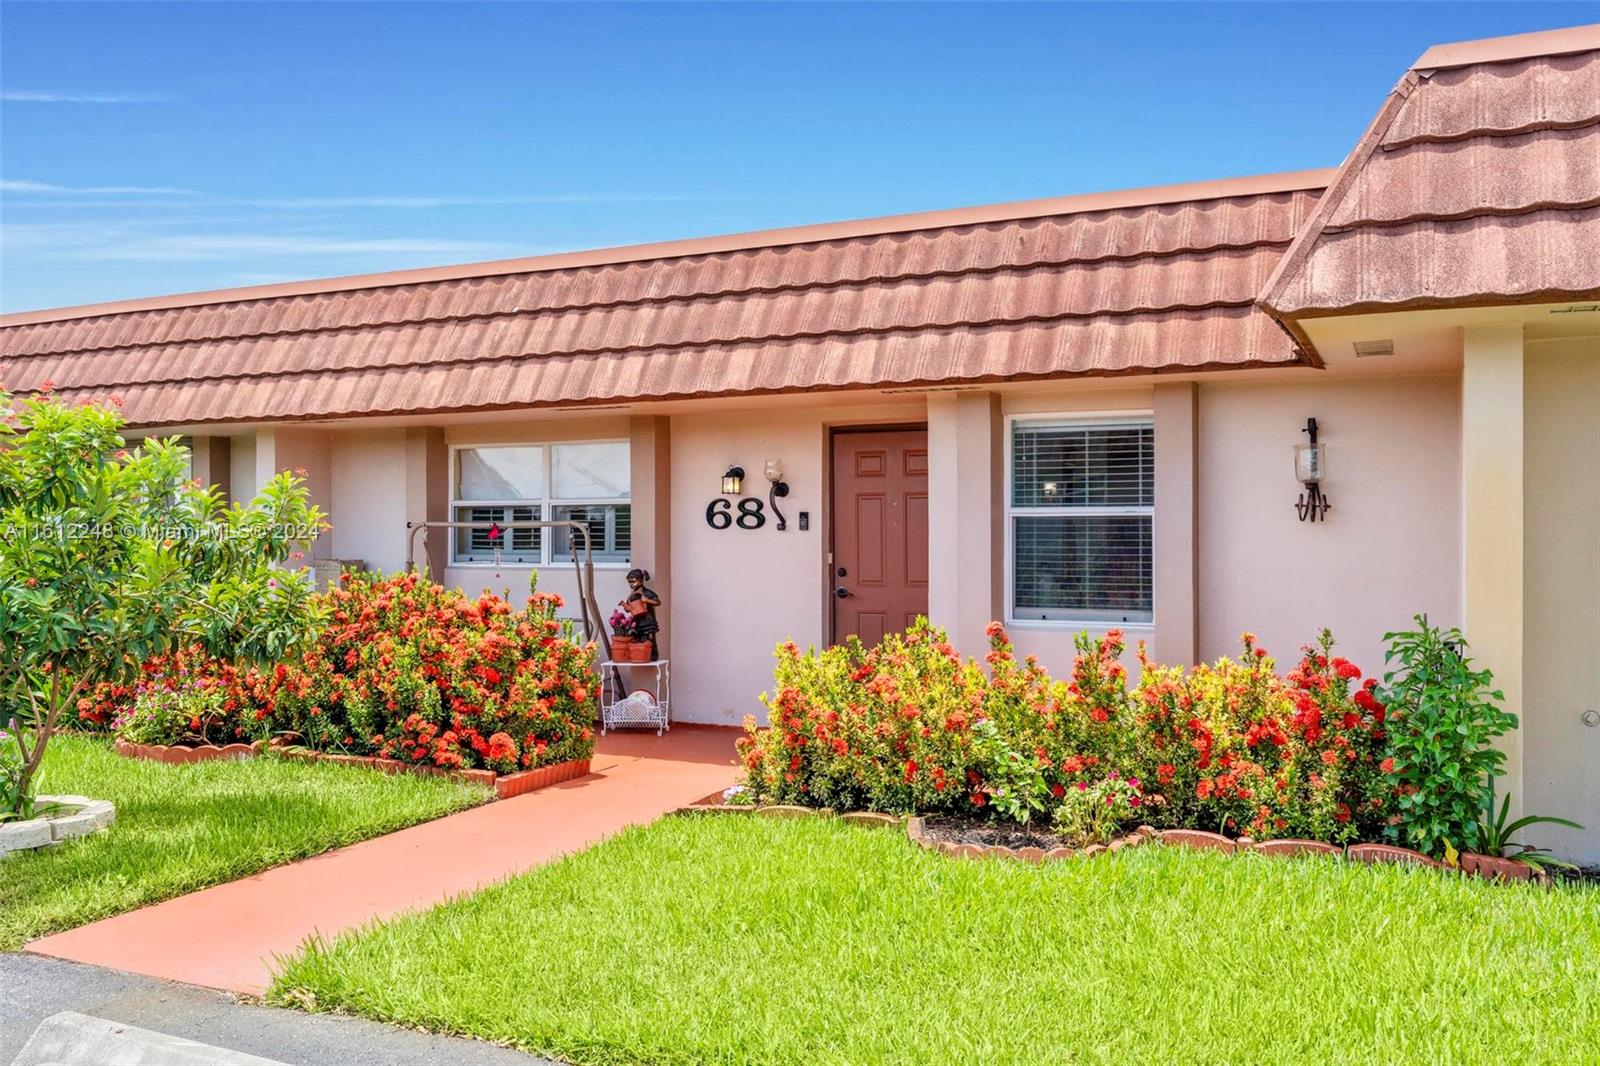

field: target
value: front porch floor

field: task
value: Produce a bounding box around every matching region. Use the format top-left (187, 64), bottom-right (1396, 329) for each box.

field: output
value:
top-left (25, 726), bottom-right (740, 995)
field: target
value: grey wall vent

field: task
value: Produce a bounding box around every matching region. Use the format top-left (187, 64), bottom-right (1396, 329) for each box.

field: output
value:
top-left (1352, 339), bottom-right (1394, 358)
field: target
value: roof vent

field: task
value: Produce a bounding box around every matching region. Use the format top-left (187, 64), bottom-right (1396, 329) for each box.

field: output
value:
top-left (1352, 339), bottom-right (1394, 358)
top-left (1549, 304), bottom-right (1599, 315)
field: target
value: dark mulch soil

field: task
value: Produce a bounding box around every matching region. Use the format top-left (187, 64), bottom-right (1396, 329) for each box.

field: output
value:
top-left (1554, 866), bottom-right (1600, 887)
top-left (921, 815), bottom-right (1078, 851)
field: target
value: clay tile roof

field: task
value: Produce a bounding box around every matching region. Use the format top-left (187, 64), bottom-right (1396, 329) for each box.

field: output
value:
top-left (0, 170), bottom-right (1329, 428)
top-left (1259, 24), bottom-right (1600, 328)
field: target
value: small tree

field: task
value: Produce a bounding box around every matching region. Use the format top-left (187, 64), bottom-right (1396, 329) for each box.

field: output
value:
top-left (0, 391), bottom-right (325, 817)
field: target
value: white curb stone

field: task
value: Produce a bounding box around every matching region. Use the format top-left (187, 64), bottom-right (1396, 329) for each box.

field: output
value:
top-left (0, 819), bottom-right (53, 855)
top-left (48, 813), bottom-right (102, 841)
top-left (12, 1011), bottom-right (291, 1066)
top-left (0, 797), bottom-right (116, 857)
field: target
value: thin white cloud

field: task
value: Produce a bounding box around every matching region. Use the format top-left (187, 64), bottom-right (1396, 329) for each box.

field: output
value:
top-left (1, 221), bottom-right (514, 262)
top-left (1, 90), bottom-right (171, 104)
top-left (71, 233), bottom-right (516, 261)
top-left (238, 192), bottom-right (744, 208)
top-left (2, 179), bottom-right (194, 196)
top-left (1, 179), bottom-right (752, 209)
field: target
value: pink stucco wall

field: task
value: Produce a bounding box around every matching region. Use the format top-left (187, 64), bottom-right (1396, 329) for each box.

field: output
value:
top-left (1195, 373), bottom-right (1462, 677)
top-left (239, 371), bottom-right (1464, 727)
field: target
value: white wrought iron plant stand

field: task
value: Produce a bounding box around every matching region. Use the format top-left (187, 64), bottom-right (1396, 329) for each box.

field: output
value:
top-left (600, 659), bottom-right (671, 735)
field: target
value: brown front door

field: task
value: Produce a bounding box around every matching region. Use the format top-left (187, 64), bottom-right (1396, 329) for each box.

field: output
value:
top-left (830, 428), bottom-right (929, 646)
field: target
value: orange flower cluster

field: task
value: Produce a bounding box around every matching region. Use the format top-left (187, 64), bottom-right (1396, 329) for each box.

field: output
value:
top-left (737, 619), bottom-right (1394, 844)
top-left (87, 571), bottom-right (597, 775)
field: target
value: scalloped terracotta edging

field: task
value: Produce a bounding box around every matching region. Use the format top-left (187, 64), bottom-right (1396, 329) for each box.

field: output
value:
top-left (755, 804), bottom-right (828, 819)
top-left (672, 803), bottom-right (756, 816)
top-left (733, 803), bottom-right (1546, 886)
top-left (113, 738), bottom-right (259, 764)
top-left (1460, 852), bottom-right (1544, 884)
top-left (1345, 843), bottom-right (1444, 868)
top-left (1252, 838), bottom-right (1344, 859)
top-left (840, 811), bottom-right (903, 829)
top-left (269, 745), bottom-right (589, 800)
top-left (906, 814), bottom-right (1145, 862)
top-left (1159, 829), bottom-right (1238, 854)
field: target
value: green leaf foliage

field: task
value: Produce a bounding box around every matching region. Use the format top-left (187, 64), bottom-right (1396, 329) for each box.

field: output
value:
top-left (0, 391), bottom-right (326, 813)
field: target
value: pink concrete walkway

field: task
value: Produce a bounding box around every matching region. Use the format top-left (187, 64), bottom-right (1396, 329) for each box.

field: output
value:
top-left (27, 727), bottom-right (738, 995)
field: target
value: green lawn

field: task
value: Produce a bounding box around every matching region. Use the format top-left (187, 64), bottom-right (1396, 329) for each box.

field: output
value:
top-left (270, 816), bottom-right (1600, 1066)
top-left (0, 735), bottom-right (488, 950)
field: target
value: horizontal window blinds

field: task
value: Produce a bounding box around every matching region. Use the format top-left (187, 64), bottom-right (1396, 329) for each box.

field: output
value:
top-left (1010, 419), bottom-right (1155, 624)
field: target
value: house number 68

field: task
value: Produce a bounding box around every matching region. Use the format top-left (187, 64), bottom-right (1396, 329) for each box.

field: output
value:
top-left (705, 498), bottom-right (767, 530)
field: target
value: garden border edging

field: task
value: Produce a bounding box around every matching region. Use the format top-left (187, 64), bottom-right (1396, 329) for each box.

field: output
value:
top-left (273, 746), bottom-right (591, 800)
top-left (671, 803), bottom-right (1549, 883)
top-left (113, 738), bottom-right (258, 764)
top-left (113, 737), bottom-right (591, 800)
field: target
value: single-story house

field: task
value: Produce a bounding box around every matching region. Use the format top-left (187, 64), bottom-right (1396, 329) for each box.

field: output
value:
top-left (4, 26), bottom-right (1598, 858)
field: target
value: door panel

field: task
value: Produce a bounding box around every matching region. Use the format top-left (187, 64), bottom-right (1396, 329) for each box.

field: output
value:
top-left (832, 428), bottom-right (930, 645)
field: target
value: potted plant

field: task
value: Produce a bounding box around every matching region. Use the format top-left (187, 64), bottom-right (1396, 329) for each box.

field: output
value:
top-left (608, 609), bottom-right (633, 657)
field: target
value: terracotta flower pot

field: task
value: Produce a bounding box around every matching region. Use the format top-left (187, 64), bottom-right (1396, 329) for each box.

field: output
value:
top-left (625, 598), bottom-right (649, 617)
top-left (1461, 851), bottom-right (1535, 882)
top-left (627, 642), bottom-right (654, 662)
top-left (610, 634), bottom-right (633, 656)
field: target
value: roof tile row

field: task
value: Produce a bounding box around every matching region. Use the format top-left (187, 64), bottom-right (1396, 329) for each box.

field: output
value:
top-left (3, 186), bottom-right (1320, 425)
top-left (1261, 35), bottom-right (1600, 321)
top-left (41, 306), bottom-right (1290, 425)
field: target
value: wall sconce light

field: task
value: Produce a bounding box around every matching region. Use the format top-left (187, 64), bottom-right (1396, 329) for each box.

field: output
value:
top-left (721, 465), bottom-right (745, 495)
top-left (1294, 417), bottom-right (1331, 522)
top-left (765, 459), bottom-right (790, 531)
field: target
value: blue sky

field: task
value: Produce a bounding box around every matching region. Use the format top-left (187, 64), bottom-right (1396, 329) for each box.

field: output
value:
top-left (1, 2), bottom-right (1592, 312)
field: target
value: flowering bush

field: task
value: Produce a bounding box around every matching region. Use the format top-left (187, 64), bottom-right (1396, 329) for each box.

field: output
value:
top-left (115, 685), bottom-right (230, 747)
top-left (1127, 630), bottom-right (1389, 843)
top-left (81, 645), bottom-right (268, 744)
top-left (255, 571), bottom-right (598, 774)
top-left (98, 571), bottom-right (599, 776)
top-left (1052, 772), bottom-right (1144, 848)
top-left (737, 619), bottom-right (1396, 843)
top-left (737, 620), bottom-right (989, 814)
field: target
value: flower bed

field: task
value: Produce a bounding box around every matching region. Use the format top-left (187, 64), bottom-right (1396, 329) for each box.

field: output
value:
top-left (738, 619), bottom-right (1390, 843)
top-left (732, 617), bottom-right (1575, 878)
top-left (90, 571), bottom-right (599, 783)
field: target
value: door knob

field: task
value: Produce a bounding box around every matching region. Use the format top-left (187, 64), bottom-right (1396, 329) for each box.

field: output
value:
top-left (1583, 710), bottom-right (1599, 728)
top-left (834, 586), bottom-right (850, 599)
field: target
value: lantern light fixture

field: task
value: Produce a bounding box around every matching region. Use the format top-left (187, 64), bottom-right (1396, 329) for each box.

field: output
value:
top-left (1294, 417), bottom-right (1331, 522)
top-left (721, 465), bottom-right (745, 495)
top-left (765, 459), bottom-right (791, 531)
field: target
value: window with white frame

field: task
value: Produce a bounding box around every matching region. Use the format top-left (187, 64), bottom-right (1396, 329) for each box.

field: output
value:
top-left (1008, 417), bottom-right (1153, 624)
top-left (451, 441), bottom-right (630, 565)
